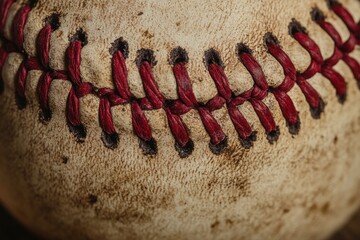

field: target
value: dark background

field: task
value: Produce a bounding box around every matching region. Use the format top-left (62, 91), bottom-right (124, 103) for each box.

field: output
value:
top-left (0, 204), bottom-right (359, 240)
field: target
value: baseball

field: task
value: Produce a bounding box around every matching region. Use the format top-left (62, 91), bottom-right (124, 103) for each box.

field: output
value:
top-left (0, 0), bottom-right (359, 239)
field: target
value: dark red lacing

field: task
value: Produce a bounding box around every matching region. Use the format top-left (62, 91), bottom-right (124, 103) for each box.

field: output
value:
top-left (0, 0), bottom-right (359, 158)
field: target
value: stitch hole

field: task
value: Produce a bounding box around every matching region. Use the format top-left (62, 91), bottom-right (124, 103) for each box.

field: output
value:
top-left (136, 49), bottom-right (157, 68)
top-left (264, 32), bottom-right (280, 47)
top-left (169, 47), bottom-right (189, 65)
top-left (337, 92), bottom-right (347, 104)
top-left (70, 29), bottom-right (88, 46)
top-left (28, 0), bottom-right (38, 7)
top-left (236, 43), bottom-right (253, 56)
top-left (287, 114), bottom-right (301, 135)
top-left (288, 19), bottom-right (308, 36)
top-left (61, 156), bottom-right (69, 164)
top-left (267, 127), bottom-right (280, 144)
top-left (15, 94), bottom-right (27, 109)
top-left (239, 131), bottom-right (257, 149)
top-left (68, 123), bottom-right (87, 142)
top-left (310, 98), bottom-right (325, 119)
top-left (326, 0), bottom-right (339, 8)
top-left (109, 38), bottom-right (129, 58)
top-left (311, 8), bottom-right (326, 22)
top-left (45, 13), bottom-right (61, 31)
top-left (39, 109), bottom-right (52, 124)
top-left (209, 136), bottom-right (228, 155)
top-left (175, 139), bottom-right (194, 158)
top-left (139, 138), bottom-right (158, 156)
top-left (204, 49), bottom-right (224, 68)
top-left (101, 132), bottom-right (119, 150)
top-left (87, 194), bottom-right (97, 205)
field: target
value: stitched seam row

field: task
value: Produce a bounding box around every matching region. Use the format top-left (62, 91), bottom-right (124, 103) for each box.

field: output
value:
top-left (0, 0), bottom-right (359, 158)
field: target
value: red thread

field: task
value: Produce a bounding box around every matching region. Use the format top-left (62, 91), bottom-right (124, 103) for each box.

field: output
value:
top-left (236, 46), bottom-right (280, 140)
top-left (0, 0), bottom-right (359, 157)
top-left (135, 49), bottom-right (193, 155)
top-left (36, 15), bottom-right (62, 122)
top-left (312, 7), bottom-right (360, 87)
top-left (12, 5), bottom-right (31, 51)
top-left (265, 34), bottom-right (300, 133)
top-left (291, 21), bottom-right (348, 102)
top-left (172, 62), bottom-right (197, 107)
top-left (0, 0), bottom-right (16, 94)
top-left (0, 0), bottom-right (15, 35)
top-left (329, 0), bottom-right (360, 40)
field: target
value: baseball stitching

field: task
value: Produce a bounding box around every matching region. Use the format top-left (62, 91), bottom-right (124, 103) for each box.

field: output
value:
top-left (0, 0), bottom-right (359, 158)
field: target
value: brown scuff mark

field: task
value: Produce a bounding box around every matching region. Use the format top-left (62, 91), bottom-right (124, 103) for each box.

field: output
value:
top-left (211, 220), bottom-right (220, 232)
top-left (71, 184), bottom-right (176, 225)
top-left (142, 30), bottom-right (154, 40)
top-left (87, 181), bottom-right (177, 225)
top-left (221, 145), bottom-right (248, 166)
top-left (306, 202), bottom-right (331, 217)
top-left (206, 173), bottom-right (250, 202)
top-left (211, 218), bottom-right (237, 233)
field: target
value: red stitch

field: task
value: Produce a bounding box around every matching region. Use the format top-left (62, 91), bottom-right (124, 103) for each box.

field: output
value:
top-left (112, 44), bottom-right (132, 100)
top-left (205, 50), bottom-right (257, 148)
top-left (110, 44), bottom-right (195, 156)
top-left (51, 69), bottom-right (68, 80)
top-left (165, 108), bottom-right (192, 149)
top-left (312, 7), bottom-right (360, 88)
top-left (65, 33), bottom-right (96, 143)
top-left (130, 101), bottom-right (155, 154)
top-left (198, 105), bottom-right (225, 145)
top-left (12, 5), bottom-right (31, 51)
top-left (25, 57), bottom-right (41, 70)
top-left (37, 24), bottom-right (52, 69)
top-left (207, 64), bottom-right (232, 100)
top-left (11, 2), bottom-right (33, 108)
top-left (297, 74), bottom-right (325, 118)
top-left (265, 33), bottom-right (300, 134)
top-left (228, 106), bottom-right (256, 148)
top-left (138, 59), bottom-right (164, 109)
top-left (205, 49), bottom-right (258, 148)
top-left (0, 0), bottom-right (359, 157)
top-left (170, 47), bottom-right (197, 108)
top-left (0, 0), bottom-right (16, 94)
top-left (137, 49), bottom-right (194, 156)
top-left (329, 0), bottom-right (360, 40)
top-left (36, 15), bottom-right (61, 122)
top-left (171, 62), bottom-right (197, 107)
top-left (37, 72), bottom-right (52, 122)
top-left (139, 98), bottom-right (153, 110)
top-left (170, 48), bottom-right (228, 154)
top-left (206, 95), bottom-right (226, 112)
top-left (131, 102), bottom-right (152, 141)
top-left (166, 109), bottom-right (188, 145)
top-left (236, 44), bottom-right (280, 142)
top-left (99, 96), bottom-right (119, 149)
top-left (0, 47), bottom-right (8, 94)
top-left (0, 0), bottom-right (15, 35)
top-left (66, 88), bottom-right (86, 141)
top-left (290, 19), bottom-right (347, 103)
top-left (237, 45), bottom-right (269, 91)
top-left (67, 40), bottom-right (83, 85)
top-left (15, 61), bottom-right (28, 108)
